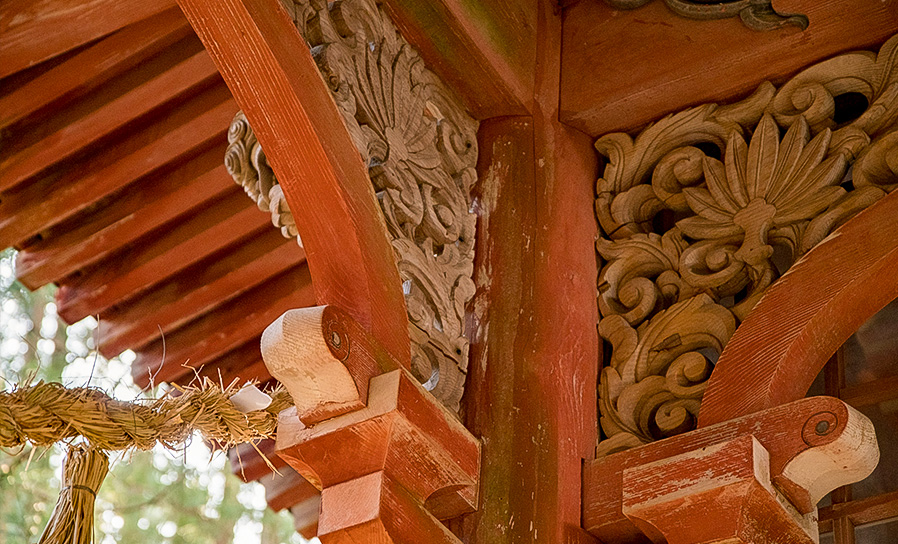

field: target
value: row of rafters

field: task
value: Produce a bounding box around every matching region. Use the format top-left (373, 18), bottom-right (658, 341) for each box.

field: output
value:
top-left (0, 3), bottom-right (319, 533)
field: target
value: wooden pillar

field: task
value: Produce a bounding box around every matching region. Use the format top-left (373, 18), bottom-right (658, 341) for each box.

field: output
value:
top-left (459, 3), bottom-right (600, 541)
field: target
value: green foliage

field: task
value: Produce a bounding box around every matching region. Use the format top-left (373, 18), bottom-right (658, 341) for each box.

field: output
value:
top-left (0, 249), bottom-right (308, 544)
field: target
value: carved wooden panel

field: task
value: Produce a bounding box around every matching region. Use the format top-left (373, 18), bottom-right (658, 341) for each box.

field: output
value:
top-left (595, 34), bottom-right (898, 457)
top-left (599, 0), bottom-right (808, 31)
top-left (225, 0), bottom-right (478, 412)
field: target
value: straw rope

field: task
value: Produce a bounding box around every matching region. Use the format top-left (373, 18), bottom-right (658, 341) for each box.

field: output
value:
top-left (0, 380), bottom-right (292, 451)
top-left (1, 379), bottom-right (294, 544)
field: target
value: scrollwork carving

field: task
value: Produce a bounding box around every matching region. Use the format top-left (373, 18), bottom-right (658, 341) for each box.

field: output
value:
top-left (596, 34), bottom-right (898, 457)
top-left (226, 0), bottom-right (478, 412)
top-left (601, 0), bottom-right (808, 32)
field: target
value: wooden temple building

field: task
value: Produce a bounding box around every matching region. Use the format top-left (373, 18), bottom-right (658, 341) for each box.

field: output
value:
top-left (2, 0), bottom-right (898, 542)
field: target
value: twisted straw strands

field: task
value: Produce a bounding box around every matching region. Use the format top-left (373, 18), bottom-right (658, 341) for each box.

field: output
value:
top-left (0, 380), bottom-right (292, 452)
top-left (38, 445), bottom-right (109, 544)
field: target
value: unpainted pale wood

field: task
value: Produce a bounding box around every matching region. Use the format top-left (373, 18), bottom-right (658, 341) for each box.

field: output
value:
top-left (261, 307), bottom-right (364, 425)
top-left (227, 0), bottom-right (482, 410)
top-left (699, 186), bottom-right (898, 426)
top-left (594, 34), bottom-right (898, 454)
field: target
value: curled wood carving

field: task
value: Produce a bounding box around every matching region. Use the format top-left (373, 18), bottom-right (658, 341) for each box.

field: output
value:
top-left (601, 0), bottom-right (808, 31)
top-left (226, 0), bottom-right (478, 412)
top-left (596, 34), bottom-right (898, 457)
top-left (226, 112), bottom-right (299, 239)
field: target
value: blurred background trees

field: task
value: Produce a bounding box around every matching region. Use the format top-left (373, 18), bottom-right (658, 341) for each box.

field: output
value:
top-left (0, 249), bottom-right (310, 544)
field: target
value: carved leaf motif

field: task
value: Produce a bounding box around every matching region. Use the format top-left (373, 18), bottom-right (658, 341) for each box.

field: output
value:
top-left (598, 295), bottom-right (735, 455)
top-left (599, 0), bottom-right (808, 31)
top-left (595, 34), bottom-right (898, 456)
top-left (226, 0), bottom-right (478, 412)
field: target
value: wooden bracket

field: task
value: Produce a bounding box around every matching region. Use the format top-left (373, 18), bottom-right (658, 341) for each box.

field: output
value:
top-left (583, 396), bottom-right (879, 544)
top-left (265, 306), bottom-right (480, 543)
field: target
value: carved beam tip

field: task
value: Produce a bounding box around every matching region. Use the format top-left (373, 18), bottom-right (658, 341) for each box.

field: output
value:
top-left (261, 306), bottom-right (364, 425)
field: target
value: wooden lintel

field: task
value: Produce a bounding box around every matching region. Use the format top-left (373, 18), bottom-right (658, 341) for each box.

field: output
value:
top-left (699, 183), bottom-right (898, 426)
top-left (559, 0), bottom-right (898, 136)
top-left (177, 0), bottom-right (411, 369)
top-left (379, 0), bottom-right (536, 118)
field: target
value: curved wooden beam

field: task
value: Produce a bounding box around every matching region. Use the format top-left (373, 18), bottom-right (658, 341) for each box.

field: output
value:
top-left (177, 0), bottom-right (411, 367)
top-left (698, 188), bottom-right (898, 427)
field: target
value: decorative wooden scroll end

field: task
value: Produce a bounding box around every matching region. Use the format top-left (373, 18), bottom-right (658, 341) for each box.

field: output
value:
top-left (261, 305), bottom-right (399, 426)
top-left (266, 305), bottom-right (480, 544)
top-left (584, 396), bottom-right (879, 544)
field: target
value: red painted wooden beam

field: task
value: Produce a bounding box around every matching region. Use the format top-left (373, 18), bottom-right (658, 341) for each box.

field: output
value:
top-left (699, 188), bottom-right (898, 427)
top-left (177, 0), bottom-right (411, 368)
top-left (583, 396), bottom-right (879, 543)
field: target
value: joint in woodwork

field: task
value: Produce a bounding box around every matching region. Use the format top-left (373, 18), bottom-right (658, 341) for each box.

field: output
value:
top-left (276, 370), bottom-right (480, 543)
top-left (583, 396), bottom-right (879, 543)
top-left (622, 435), bottom-right (817, 544)
top-left (261, 305), bottom-right (402, 426)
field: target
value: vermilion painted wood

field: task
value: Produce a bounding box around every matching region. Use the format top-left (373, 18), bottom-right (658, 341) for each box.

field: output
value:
top-left (0, 50), bottom-right (220, 191)
top-left (277, 367), bottom-right (480, 542)
top-left (458, 3), bottom-right (599, 542)
top-left (0, 93), bottom-right (237, 251)
top-left (0, 6), bottom-right (189, 130)
top-left (0, 0), bottom-right (179, 80)
top-left (840, 374), bottom-right (898, 408)
top-left (699, 188), bottom-right (898, 427)
top-left (583, 396), bottom-right (858, 542)
top-left (380, 0), bottom-right (535, 118)
top-left (54, 191), bottom-right (269, 322)
top-left (99, 231), bottom-right (304, 354)
top-left (132, 265), bottom-right (317, 387)
top-left (15, 157), bottom-right (233, 287)
top-left (560, 0), bottom-right (898, 136)
top-left (190, 337), bottom-right (273, 386)
top-left (623, 435), bottom-right (814, 544)
top-left (177, 0), bottom-right (411, 369)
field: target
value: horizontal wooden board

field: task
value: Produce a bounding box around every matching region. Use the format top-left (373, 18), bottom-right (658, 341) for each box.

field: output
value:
top-left (560, 0), bottom-right (898, 136)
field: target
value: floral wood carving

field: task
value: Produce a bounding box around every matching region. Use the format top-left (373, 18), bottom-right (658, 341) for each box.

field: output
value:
top-left (601, 0), bottom-right (808, 32)
top-left (595, 34), bottom-right (898, 457)
top-left (225, 0), bottom-right (478, 412)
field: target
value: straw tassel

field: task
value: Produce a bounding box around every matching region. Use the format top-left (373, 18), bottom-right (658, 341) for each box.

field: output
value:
top-left (38, 445), bottom-right (109, 544)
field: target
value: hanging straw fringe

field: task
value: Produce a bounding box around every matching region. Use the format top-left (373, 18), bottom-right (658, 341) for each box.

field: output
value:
top-left (0, 379), bottom-right (292, 451)
top-left (37, 445), bottom-right (109, 544)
